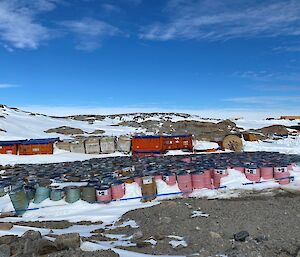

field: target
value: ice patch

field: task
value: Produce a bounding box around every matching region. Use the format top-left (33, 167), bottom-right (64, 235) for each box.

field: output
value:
top-left (191, 210), bottom-right (209, 218)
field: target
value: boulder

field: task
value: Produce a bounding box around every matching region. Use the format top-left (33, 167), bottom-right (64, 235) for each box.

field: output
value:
top-left (234, 231), bottom-right (250, 242)
top-left (0, 235), bottom-right (18, 245)
top-left (0, 244), bottom-right (10, 257)
top-left (22, 230), bottom-right (42, 241)
top-left (0, 223), bottom-right (13, 231)
top-left (55, 233), bottom-right (81, 250)
top-left (37, 238), bottom-right (58, 255)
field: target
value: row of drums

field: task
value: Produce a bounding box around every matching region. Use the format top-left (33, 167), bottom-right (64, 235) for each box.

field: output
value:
top-left (7, 164), bottom-right (294, 215)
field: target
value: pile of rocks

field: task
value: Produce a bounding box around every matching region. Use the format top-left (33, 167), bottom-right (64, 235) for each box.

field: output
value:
top-left (0, 228), bottom-right (119, 257)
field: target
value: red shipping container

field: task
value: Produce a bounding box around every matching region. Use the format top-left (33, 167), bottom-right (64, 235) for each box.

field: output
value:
top-left (0, 144), bottom-right (18, 155)
top-left (132, 135), bottom-right (193, 155)
top-left (132, 136), bottom-right (163, 154)
top-left (162, 135), bottom-right (193, 152)
top-left (19, 143), bottom-right (54, 155)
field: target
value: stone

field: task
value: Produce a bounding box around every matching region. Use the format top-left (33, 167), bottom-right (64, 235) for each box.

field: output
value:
top-left (234, 231), bottom-right (250, 242)
top-left (209, 231), bottom-right (222, 239)
top-left (23, 239), bottom-right (35, 254)
top-left (22, 230), bottom-right (42, 241)
top-left (37, 239), bottom-right (58, 255)
top-left (0, 244), bottom-right (10, 257)
top-left (55, 233), bottom-right (81, 250)
top-left (254, 235), bottom-right (268, 243)
top-left (91, 228), bottom-right (105, 234)
top-left (0, 223), bottom-right (13, 231)
top-left (0, 235), bottom-right (18, 245)
top-left (132, 230), bottom-right (143, 240)
top-left (159, 216), bottom-right (172, 224)
top-left (136, 241), bottom-right (151, 248)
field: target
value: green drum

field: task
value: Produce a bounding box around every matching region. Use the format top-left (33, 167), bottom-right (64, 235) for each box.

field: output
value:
top-left (50, 189), bottom-right (64, 201)
top-left (34, 186), bottom-right (50, 204)
top-left (81, 186), bottom-right (96, 203)
top-left (65, 187), bottom-right (81, 203)
top-left (9, 189), bottom-right (29, 215)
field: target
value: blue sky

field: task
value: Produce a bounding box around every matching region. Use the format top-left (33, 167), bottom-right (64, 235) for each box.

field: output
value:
top-left (0, 0), bottom-right (300, 116)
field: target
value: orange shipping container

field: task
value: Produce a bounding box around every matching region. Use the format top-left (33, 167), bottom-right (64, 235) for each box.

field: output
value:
top-left (132, 136), bottom-right (163, 154)
top-left (0, 144), bottom-right (18, 155)
top-left (162, 135), bottom-right (193, 152)
top-left (19, 143), bottom-right (54, 155)
top-left (132, 135), bottom-right (193, 155)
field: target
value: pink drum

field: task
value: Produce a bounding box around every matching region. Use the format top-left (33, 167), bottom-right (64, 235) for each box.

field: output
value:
top-left (213, 169), bottom-right (228, 188)
top-left (260, 167), bottom-right (274, 180)
top-left (177, 173), bottom-right (192, 195)
top-left (162, 173), bottom-right (177, 186)
top-left (204, 170), bottom-right (212, 189)
top-left (274, 167), bottom-right (290, 185)
top-left (134, 177), bottom-right (142, 186)
top-left (96, 186), bottom-right (112, 203)
top-left (111, 182), bottom-right (125, 200)
top-left (245, 168), bottom-right (261, 182)
top-left (191, 172), bottom-right (205, 190)
top-left (154, 174), bottom-right (163, 181)
top-left (233, 167), bottom-right (245, 173)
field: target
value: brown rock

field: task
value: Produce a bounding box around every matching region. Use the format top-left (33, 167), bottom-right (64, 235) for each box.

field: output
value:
top-left (55, 233), bottom-right (81, 250)
top-left (0, 223), bottom-right (13, 231)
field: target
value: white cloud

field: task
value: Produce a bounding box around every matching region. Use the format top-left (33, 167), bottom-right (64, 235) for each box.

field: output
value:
top-left (61, 18), bottom-right (120, 51)
top-left (140, 0), bottom-right (300, 41)
top-left (274, 46), bottom-right (300, 52)
top-left (0, 84), bottom-right (18, 89)
top-left (0, 0), bottom-right (59, 49)
top-left (233, 70), bottom-right (300, 82)
top-left (251, 85), bottom-right (300, 92)
top-left (225, 96), bottom-right (300, 104)
top-left (101, 4), bottom-right (121, 13)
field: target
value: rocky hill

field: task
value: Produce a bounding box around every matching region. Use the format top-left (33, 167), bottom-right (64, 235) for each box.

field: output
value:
top-left (0, 104), bottom-right (297, 141)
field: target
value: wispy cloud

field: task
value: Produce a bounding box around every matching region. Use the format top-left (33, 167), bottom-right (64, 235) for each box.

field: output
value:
top-left (0, 83), bottom-right (18, 89)
top-left (251, 85), bottom-right (300, 92)
top-left (225, 96), bottom-right (300, 105)
top-left (233, 71), bottom-right (300, 82)
top-left (0, 0), bottom-right (60, 49)
top-left (61, 18), bottom-right (120, 51)
top-left (140, 0), bottom-right (300, 41)
top-left (273, 46), bottom-right (300, 52)
top-left (101, 4), bottom-right (121, 14)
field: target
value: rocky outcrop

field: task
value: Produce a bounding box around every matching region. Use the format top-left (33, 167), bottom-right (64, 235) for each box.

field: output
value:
top-left (0, 230), bottom-right (119, 257)
top-left (45, 126), bottom-right (85, 135)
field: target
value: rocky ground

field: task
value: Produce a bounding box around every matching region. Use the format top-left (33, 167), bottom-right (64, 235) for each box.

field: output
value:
top-left (1, 191), bottom-right (300, 257)
top-left (110, 191), bottom-right (300, 257)
top-left (0, 230), bottom-right (119, 257)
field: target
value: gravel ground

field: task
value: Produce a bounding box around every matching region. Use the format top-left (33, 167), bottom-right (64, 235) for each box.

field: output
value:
top-left (110, 191), bottom-right (300, 257)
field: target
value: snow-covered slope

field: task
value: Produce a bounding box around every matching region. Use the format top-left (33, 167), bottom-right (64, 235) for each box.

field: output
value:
top-left (0, 104), bottom-right (299, 141)
top-left (0, 105), bottom-right (142, 140)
